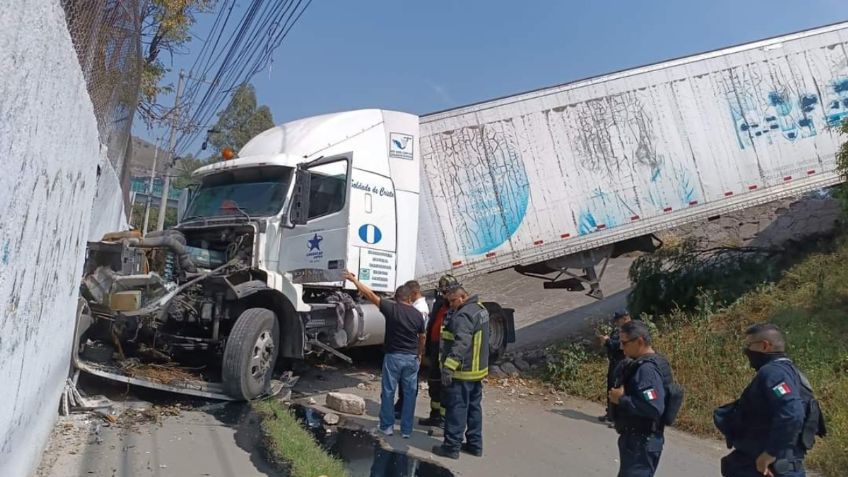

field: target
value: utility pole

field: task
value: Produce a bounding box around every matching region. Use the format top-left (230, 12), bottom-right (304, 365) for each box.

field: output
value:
top-left (141, 138), bottom-right (160, 235)
top-left (157, 69), bottom-right (186, 232)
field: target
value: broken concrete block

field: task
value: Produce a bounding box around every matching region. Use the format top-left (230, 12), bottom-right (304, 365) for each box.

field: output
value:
top-left (513, 358), bottom-right (531, 372)
top-left (500, 362), bottom-right (520, 377)
top-left (323, 412), bottom-right (340, 425)
top-left (488, 365), bottom-right (506, 378)
top-left (325, 392), bottom-right (366, 415)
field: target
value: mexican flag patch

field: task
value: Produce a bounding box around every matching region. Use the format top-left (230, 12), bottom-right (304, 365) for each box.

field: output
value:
top-left (642, 388), bottom-right (658, 401)
top-left (772, 382), bottom-right (792, 397)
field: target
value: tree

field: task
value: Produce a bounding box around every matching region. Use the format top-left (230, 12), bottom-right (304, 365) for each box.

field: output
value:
top-left (139, 0), bottom-right (216, 127)
top-left (131, 202), bottom-right (177, 229)
top-left (172, 155), bottom-right (210, 189)
top-left (208, 84), bottom-right (275, 157)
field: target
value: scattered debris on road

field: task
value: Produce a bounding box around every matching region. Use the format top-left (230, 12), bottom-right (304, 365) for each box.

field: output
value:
top-left (325, 392), bottom-right (366, 415)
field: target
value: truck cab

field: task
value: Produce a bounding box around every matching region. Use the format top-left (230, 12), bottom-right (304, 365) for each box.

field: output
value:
top-left (76, 110), bottom-right (426, 400)
top-left (182, 109), bottom-right (422, 347)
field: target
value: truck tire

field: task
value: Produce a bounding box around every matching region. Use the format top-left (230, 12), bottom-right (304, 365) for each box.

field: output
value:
top-left (222, 308), bottom-right (280, 400)
top-left (489, 309), bottom-right (508, 363)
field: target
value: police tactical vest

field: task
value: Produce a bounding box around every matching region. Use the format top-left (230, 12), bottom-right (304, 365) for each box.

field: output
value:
top-left (713, 358), bottom-right (826, 453)
top-left (785, 360), bottom-right (827, 450)
top-left (614, 353), bottom-right (684, 433)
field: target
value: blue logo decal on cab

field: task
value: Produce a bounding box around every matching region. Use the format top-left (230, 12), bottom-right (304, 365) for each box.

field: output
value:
top-left (358, 224), bottom-right (382, 244)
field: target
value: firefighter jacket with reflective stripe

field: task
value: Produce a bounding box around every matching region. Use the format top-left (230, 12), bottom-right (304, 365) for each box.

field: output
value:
top-left (440, 296), bottom-right (490, 381)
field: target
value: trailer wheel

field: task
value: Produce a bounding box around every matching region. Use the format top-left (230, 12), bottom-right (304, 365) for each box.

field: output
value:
top-left (489, 309), bottom-right (508, 363)
top-left (222, 308), bottom-right (280, 400)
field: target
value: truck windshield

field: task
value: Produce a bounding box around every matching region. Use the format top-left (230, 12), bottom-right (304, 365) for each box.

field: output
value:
top-left (184, 166), bottom-right (293, 219)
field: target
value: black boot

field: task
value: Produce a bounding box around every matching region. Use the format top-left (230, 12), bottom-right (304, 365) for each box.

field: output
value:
top-left (418, 414), bottom-right (445, 427)
top-left (432, 445), bottom-right (459, 460)
top-left (460, 443), bottom-right (483, 457)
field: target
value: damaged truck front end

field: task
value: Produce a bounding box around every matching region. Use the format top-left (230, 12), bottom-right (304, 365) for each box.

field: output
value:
top-left (76, 221), bottom-right (291, 401)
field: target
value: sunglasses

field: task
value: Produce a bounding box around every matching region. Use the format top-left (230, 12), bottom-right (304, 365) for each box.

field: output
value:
top-left (620, 337), bottom-right (640, 346)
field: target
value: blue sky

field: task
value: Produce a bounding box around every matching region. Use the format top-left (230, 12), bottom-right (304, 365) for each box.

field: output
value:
top-left (136, 0), bottom-right (846, 153)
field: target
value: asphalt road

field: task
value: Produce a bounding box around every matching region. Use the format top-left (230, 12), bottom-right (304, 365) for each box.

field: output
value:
top-left (462, 257), bottom-right (634, 349)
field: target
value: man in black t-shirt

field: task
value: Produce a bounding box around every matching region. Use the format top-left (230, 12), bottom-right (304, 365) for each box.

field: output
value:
top-left (343, 271), bottom-right (426, 438)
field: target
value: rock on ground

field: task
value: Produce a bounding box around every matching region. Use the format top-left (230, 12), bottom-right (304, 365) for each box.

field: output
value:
top-left (500, 362), bottom-right (520, 377)
top-left (323, 412), bottom-right (340, 425)
top-left (513, 358), bottom-right (531, 372)
top-left (488, 365), bottom-right (506, 378)
top-left (325, 392), bottom-right (366, 415)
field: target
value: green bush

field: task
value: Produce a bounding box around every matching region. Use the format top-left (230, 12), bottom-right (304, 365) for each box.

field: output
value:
top-left (543, 343), bottom-right (606, 400)
top-left (627, 239), bottom-right (780, 320)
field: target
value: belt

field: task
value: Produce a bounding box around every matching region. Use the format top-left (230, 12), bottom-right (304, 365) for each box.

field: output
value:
top-left (615, 421), bottom-right (664, 436)
top-left (618, 427), bottom-right (664, 436)
top-left (773, 457), bottom-right (804, 474)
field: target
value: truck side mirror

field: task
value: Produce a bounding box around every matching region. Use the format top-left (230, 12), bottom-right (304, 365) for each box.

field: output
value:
top-left (177, 185), bottom-right (198, 223)
top-left (288, 169), bottom-right (311, 226)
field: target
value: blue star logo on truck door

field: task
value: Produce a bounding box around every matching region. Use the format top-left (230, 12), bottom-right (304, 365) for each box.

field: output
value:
top-left (307, 233), bottom-right (323, 251)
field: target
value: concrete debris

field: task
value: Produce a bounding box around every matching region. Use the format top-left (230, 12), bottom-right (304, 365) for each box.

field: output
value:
top-left (500, 362), bottom-right (520, 377)
top-left (323, 412), bottom-right (340, 425)
top-left (488, 365), bottom-right (506, 378)
top-left (325, 392), bottom-right (366, 415)
top-left (513, 358), bottom-right (531, 372)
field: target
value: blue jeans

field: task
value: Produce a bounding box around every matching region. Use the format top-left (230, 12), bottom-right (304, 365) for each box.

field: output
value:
top-left (442, 380), bottom-right (483, 452)
top-left (617, 433), bottom-right (664, 477)
top-left (380, 353), bottom-right (419, 435)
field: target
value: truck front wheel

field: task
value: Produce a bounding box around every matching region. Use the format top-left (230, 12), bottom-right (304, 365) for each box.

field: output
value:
top-left (222, 308), bottom-right (280, 400)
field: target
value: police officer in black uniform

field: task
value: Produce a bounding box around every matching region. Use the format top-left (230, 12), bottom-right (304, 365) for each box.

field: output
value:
top-left (715, 323), bottom-right (811, 477)
top-left (599, 310), bottom-right (632, 423)
top-left (609, 321), bottom-right (671, 477)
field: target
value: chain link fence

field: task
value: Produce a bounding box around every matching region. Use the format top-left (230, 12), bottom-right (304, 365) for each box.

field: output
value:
top-left (60, 0), bottom-right (142, 209)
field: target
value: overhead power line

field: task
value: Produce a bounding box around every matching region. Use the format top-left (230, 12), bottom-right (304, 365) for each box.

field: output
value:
top-left (171, 0), bottom-right (313, 156)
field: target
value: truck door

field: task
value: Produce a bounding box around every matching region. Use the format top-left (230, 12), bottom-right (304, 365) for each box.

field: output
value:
top-left (280, 156), bottom-right (351, 283)
top-left (348, 169), bottom-right (397, 293)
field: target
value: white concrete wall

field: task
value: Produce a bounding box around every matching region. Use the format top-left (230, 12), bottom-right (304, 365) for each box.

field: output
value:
top-left (0, 1), bottom-right (122, 475)
top-left (90, 156), bottom-right (130, 241)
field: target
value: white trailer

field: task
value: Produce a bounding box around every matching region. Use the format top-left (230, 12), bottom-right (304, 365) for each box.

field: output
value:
top-left (75, 22), bottom-right (848, 399)
top-left (415, 21), bottom-right (848, 297)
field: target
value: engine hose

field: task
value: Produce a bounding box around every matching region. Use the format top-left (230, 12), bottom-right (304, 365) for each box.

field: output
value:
top-left (130, 231), bottom-right (197, 273)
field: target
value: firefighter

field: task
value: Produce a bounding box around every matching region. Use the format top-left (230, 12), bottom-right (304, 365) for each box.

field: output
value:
top-left (418, 274), bottom-right (461, 428)
top-left (432, 286), bottom-right (490, 460)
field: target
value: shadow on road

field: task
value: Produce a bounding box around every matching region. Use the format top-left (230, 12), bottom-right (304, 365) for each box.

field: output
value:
top-left (550, 408), bottom-right (610, 428)
top-left (514, 289), bottom-right (631, 349)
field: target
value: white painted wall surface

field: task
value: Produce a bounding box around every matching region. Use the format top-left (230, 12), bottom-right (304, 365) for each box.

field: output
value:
top-left (89, 156), bottom-right (129, 241)
top-left (0, 1), bottom-right (116, 475)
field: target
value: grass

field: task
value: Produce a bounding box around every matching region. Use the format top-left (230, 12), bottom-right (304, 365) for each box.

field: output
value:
top-left (542, 235), bottom-right (848, 477)
top-left (253, 400), bottom-right (348, 477)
